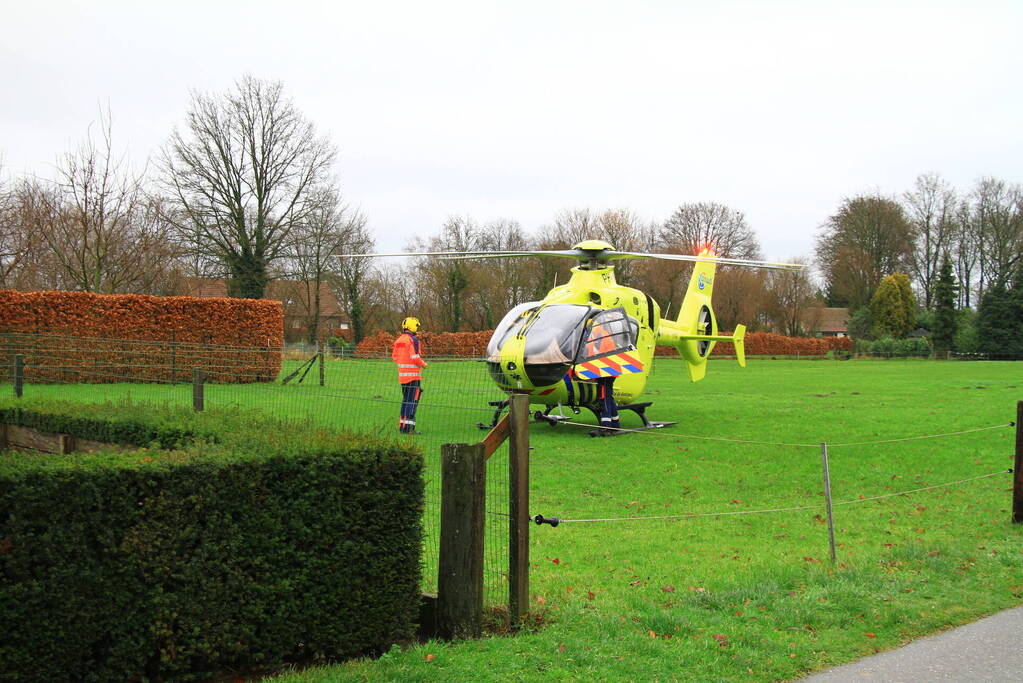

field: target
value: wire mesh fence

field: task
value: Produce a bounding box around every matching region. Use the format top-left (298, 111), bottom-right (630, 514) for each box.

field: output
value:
top-left (0, 331), bottom-right (515, 607)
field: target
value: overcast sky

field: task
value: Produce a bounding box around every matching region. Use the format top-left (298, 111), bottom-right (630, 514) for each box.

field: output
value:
top-left (2, 0), bottom-right (1021, 260)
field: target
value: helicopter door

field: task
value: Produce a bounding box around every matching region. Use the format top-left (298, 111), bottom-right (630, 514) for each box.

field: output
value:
top-left (573, 308), bottom-right (643, 380)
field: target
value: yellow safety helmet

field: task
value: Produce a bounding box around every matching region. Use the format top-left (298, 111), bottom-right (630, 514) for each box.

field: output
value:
top-left (401, 317), bottom-right (421, 333)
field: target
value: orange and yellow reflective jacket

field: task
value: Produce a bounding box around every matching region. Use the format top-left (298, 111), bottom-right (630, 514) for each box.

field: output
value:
top-left (392, 332), bottom-right (426, 384)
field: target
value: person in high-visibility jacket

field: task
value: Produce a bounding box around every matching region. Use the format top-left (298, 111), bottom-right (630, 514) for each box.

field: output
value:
top-left (585, 319), bottom-right (620, 434)
top-left (392, 316), bottom-right (427, 434)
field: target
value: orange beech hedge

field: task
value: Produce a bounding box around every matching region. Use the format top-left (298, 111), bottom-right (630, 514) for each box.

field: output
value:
top-left (0, 290), bottom-right (283, 384)
top-left (356, 329), bottom-right (852, 358)
top-left (356, 330), bottom-right (492, 358)
top-left (657, 332), bottom-right (853, 357)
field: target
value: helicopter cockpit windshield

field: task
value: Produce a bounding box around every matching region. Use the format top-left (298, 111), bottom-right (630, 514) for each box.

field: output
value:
top-left (487, 303), bottom-right (640, 387)
top-left (486, 303), bottom-right (590, 364)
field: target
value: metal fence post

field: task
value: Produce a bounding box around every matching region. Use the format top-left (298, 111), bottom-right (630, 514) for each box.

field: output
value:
top-left (318, 343), bottom-right (325, 386)
top-left (508, 394), bottom-right (530, 626)
top-left (13, 354), bottom-right (24, 398)
top-left (1012, 401), bottom-right (1022, 524)
top-left (192, 369), bottom-right (205, 412)
top-left (437, 442), bottom-right (485, 639)
top-left (820, 442), bottom-right (837, 563)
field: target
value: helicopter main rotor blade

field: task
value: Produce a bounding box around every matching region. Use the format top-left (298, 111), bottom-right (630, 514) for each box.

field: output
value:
top-left (436, 251), bottom-right (583, 261)
top-left (335, 249), bottom-right (583, 260)
top-left (336, 248), bottom-right (805, 270)
top-left (606, 251), bottom-right (805, 271)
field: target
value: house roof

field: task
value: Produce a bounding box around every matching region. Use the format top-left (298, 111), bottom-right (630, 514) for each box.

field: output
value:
top-left (807, 307), bottom-right (850, 332)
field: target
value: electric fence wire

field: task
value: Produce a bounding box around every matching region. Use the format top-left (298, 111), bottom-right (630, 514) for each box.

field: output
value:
top-left (558, 419), bottom-right (1013, 449)
top-left (548, 469), bottom-right (1012, 524)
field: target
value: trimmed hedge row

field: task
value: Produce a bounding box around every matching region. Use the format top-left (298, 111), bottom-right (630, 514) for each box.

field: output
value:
top-left (355, 329), bottom-right (853, 358)
top-left (356, 330), bottom-right (492, 357)
top-left (678, 331), bottom-right (854, 357)
top-left (0, 399), bottom-right (423, 682)
top-left (0, 290), bottom-right (284, 383)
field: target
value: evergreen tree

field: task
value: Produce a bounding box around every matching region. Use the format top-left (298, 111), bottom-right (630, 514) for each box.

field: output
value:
top-left (976, 280), bottom-right (1019, 358)
top-left (931, 253), bottom-right (958, 356)
top-left (870, 273), bottom-right (916, 338)
top-left (1008, 263), bottom-right (1023, 357)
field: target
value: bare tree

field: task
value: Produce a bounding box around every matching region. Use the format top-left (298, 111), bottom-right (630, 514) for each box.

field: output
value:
top-left (972, 177), bottom-right (1023, 294)
top-left (951, 199), bottom-right (979, 308)
top-left (161, 75), bottom-right (335, 299)
top-left (903, 173), bottom-right (957, 309)
top-left (816, 194), bottom-right (914, 310)
top-left (659, 202), bottom-right (762, 260)
top-left (0, 164), bottom-right (34, 288)
top-left (330, 209), bottom-right (375, 343)
top-left (410, 216), bottom-right (487, 331)
top-left (30, 113), bottom-right (183, 294)
top-left (711, 267), bottom-right (771, 332)
top-left (472, 218), bottom-right (533, 329)
top-left (281, 186), bottom-right (368, 344)
top-left (596, 208), bottom-right (644, 285)
top-left (764, 256), bottom-right (821, 336)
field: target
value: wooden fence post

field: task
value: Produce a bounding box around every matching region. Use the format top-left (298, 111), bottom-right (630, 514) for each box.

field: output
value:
top-left (192, 369), bottom-right (205, 412)
top-left (13, 354), bottom-right (24, 399)
top-left (508, 394), bottom-right (530, 626)
top-left (1013, 401), bottom-right (1023, 524)
top-left (318, 343), bottom-right (325, 386)
top-left (437, 442), bottom-right (485, 639)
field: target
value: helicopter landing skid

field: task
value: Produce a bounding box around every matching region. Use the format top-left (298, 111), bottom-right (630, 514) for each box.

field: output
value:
top-left (477, 400), bottom-right (582, 429)
top-left (586, 402), bottom-right (677, 437)
top-left (477, 399), bottom-right (510, 430)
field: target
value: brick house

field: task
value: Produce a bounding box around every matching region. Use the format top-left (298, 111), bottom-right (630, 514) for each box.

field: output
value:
top-left (802, 307), bottom-right (850, 337)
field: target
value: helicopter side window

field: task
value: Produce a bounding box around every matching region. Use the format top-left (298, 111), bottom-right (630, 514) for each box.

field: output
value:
top-left (486, 301), bottom-right (542, 361)
top-left (576, 307), bottom-right (638, 363)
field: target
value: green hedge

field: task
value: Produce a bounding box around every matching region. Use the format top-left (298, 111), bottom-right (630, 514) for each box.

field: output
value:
top-left (0, 399), bottom-right (424, 682)
top-left (855, 336), bottom-right (932, 358)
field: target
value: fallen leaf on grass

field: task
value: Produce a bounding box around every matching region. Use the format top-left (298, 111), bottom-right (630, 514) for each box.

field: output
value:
top-left (661, 585), bottom-right (675, 593)
top-left (712, 633), bottom-right (728, 647)
top-left (425, 654), bottom-right (435, 662)
top-left (865, 632), bottom-right (877, 638)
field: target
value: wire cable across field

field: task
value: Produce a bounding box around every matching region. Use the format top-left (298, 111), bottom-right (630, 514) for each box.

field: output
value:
top-left (561, 420), bottom-right (1013, 449)
top-left (546, 469), bottom-right (1012, 524)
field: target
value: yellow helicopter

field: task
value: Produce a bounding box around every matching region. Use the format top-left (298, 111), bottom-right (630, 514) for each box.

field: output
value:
top-left (341, 240), bottom-right (802, 435)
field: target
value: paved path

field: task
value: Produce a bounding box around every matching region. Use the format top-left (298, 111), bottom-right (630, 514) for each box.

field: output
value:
top-left (800, 606), bottom-right (1023, 682)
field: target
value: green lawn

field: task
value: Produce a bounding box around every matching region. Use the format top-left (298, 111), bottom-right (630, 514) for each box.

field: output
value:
top-left (12, 358), bottom-right (1023, 681)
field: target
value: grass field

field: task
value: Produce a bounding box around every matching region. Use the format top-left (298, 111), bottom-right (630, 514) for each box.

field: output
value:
top-left (11, 357), bottom-right (1023, 681)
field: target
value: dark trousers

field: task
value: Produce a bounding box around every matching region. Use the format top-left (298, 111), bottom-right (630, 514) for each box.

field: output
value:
top-left (399, 380), bottom-right (422, 433)
top-left (596, 376), bottom-right (620, 429)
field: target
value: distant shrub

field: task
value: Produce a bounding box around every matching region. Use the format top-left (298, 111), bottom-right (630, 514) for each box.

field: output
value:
top-left (862, 336), bottom-right (930, 358)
